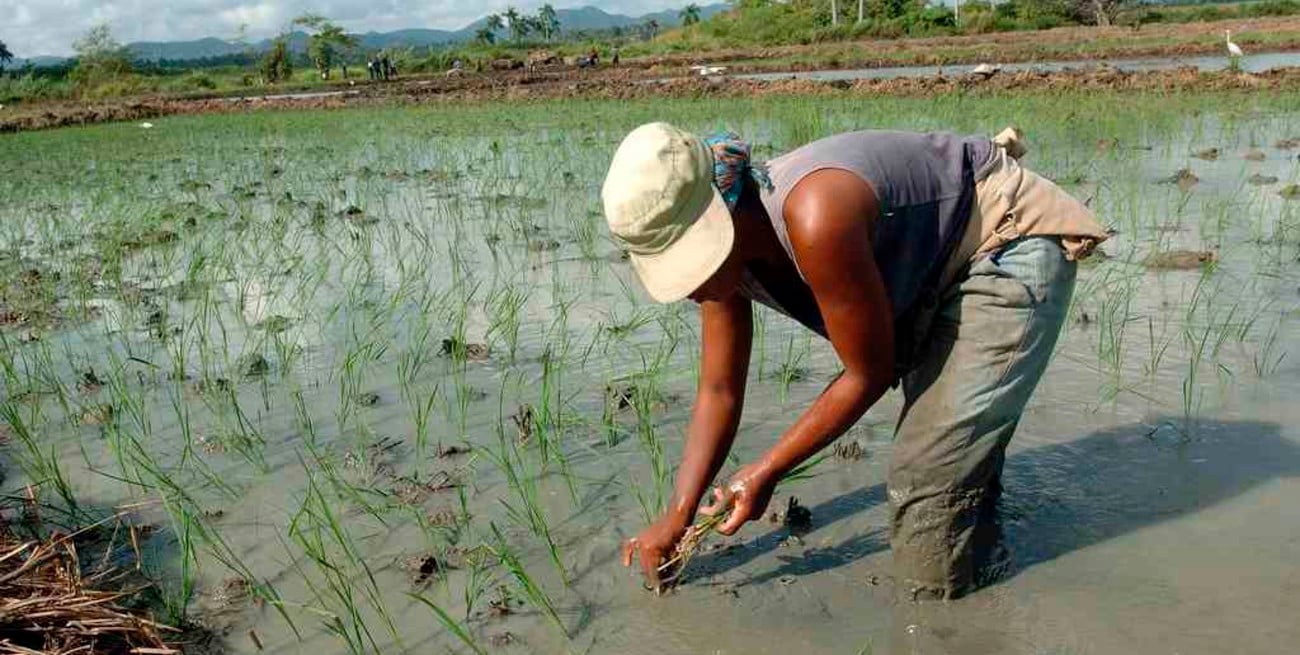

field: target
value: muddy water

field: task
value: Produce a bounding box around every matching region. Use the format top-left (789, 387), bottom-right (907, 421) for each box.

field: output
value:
top-left (736, 50), bottom-right (1300, 82)
top-left (1, 101), bottom-right (1300, 654)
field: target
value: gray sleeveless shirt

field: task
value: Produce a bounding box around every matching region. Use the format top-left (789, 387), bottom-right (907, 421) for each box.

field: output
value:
top-left (743, 130), bottom-right (993, 372)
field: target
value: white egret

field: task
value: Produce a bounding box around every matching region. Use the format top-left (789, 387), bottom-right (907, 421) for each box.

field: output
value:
top-left (1225, 30), bottom-right (1244, 59)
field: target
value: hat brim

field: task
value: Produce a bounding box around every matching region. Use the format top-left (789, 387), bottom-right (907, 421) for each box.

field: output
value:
top-left (628, 187), bottom-right (734, 304)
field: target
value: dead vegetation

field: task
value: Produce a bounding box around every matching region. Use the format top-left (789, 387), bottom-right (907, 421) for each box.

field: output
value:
top-left (0, 518), bottom-right (181, 654)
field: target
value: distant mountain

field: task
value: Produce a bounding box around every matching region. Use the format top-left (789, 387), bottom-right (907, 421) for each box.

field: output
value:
top-left (7, 3), bottom-right (728, 67)
top-left (6, 55), bottom-right (70, 69)
top-left (129, 37), bottom-right (246, 61)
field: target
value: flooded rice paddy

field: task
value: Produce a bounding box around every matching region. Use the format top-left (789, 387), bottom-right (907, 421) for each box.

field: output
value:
top-left (2, 94), bottom-right (1300, 654)
top-left (735, 50), bottom-right (1300, 82)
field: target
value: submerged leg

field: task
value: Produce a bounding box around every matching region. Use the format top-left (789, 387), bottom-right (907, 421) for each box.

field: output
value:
top-left (888, 236), bottom-right (1076, 600)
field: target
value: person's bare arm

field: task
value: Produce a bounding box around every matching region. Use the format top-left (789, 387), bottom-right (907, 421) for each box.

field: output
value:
top-left (622, 293), bottom-right (752, 586)
top-left (702, 168), bottom-right (896, 534)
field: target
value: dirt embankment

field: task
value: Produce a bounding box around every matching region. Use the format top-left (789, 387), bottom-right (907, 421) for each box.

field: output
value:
top-left (4, 15), bottom-right (1300, 133)
top-left (626, 16), bottom-right (1300, 72)
top-left (4, 65), bottom-right (1299, 134)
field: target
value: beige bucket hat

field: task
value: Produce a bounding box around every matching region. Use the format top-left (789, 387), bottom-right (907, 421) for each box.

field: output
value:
top-left (602, 122), bottom-right (734, 303)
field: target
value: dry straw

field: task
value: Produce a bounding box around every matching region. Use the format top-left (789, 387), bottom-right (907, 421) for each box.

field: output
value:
top-left (1, 518), bottom-right (179, 654)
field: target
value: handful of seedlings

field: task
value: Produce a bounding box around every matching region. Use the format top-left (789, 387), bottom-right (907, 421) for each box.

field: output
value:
top-left (650, 457), bottom-right (826, 592)
top-left (652, 511), bottom-right (730, 592)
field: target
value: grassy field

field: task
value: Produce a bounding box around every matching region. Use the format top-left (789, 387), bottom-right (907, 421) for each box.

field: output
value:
top-left (2, 90), bottom-right (1300, 653)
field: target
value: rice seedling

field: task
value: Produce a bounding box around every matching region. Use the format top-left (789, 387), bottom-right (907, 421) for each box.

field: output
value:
top-left (1, 89), bottom-right (1298, 653)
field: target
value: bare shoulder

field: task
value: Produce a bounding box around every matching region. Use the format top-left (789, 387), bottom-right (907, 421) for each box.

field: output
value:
top-left (782, 168), bottom-right (880, 248)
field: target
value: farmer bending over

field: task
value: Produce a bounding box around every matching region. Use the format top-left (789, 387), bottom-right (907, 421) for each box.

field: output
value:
top-left (604, 123), bottom-right (1108, 599)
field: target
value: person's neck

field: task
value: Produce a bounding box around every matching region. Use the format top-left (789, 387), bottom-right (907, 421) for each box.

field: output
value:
top-left (735, 197), bottom-right (785, 267)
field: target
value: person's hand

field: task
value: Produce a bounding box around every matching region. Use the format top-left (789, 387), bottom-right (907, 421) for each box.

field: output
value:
top-left (621, 511), bottom-right (691, 591)
top-left (699, 461), bottom-right (778, 535)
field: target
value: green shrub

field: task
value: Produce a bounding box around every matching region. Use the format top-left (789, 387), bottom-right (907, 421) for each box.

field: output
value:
top-left (82, 75), bottom-right (156, 99)
top-left (179, 72), bottom-right (216, 90)
top-left (0, 73), bottom-right (72, 104)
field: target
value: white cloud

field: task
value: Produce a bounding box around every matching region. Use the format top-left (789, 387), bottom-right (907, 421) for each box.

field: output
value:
top-left (0, 0), bottom-right (690, 58)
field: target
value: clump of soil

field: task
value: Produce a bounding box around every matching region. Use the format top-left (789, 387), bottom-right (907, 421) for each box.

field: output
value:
top-left (255, 314), bottom-right (293, 334)
top-left (401, 553), bottom-right (450, 585)
top-left (77, 368), bottom-right (104, 394)
top-left (79, 402), bottom-right (115, 426)
top-left (193, 376), bottom-right (231, 394)
top-left (1191, 147), bottom-right (1220, 161)
top-left (605, 384), bottom-right (638, 412)
top-left (1275, 138), bottom-right (1300, 149)
top-left (486, 585), bottom-right (523, 618)
top-left (1280, 184), bottom-right (1300, 200)
top-left (833, 439), bottom-right (866, 461)
top-left (437, 443), bottom-right (470, 457)
top-left (338, 205), bottom-right (376, 225)
top-left (1248, 173), bottom-right (1279, 186)
top-left (527, 239), bottom-right (561, 253)
top-left (117, 227), bottom-right (179, 252)
top-left (238, 353), bottom-right (270, 377)
top-left (768, 497), bottom-right (813, 536)
top-left (0, 261), bottom-right (63, 330)
top-left (1146, 249), bottom-right (1217, 270)
top-left (205, 576), bottom-right (252, 610)
top-left (1243, 148), bottom-right (1267, 161)
top-left (426, 506), bottom-right (459, 526)
top-left (1161, 168), bottom-right (1199, 192)
top-left (511, 404), bottom-right (536, 443)
top-left (488, 632), bottom-right (518, 648)
top-left (440, 337), bottom-right (489, 361)
top-left (355, 391), bottom-right (381, 406)
top-left (391, 471), bottom-right (459, 505)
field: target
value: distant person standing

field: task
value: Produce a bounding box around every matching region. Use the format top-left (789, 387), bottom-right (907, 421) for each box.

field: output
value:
top-left (612, 47), bottom-right (621, 66)
top-left (381, 56), bottom-right (393, 81)
top-left (367, 58), bottom-right (376, 80)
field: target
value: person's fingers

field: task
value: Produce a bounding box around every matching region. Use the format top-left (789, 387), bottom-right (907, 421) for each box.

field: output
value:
top-left (621, 538), bottom-right (636, 568)
top-left (640, 547), bottom-right (662, 590)
top-left (699, 486), bottom-right (731, 516)
top-left (717, 498), bottom-right (751, 535)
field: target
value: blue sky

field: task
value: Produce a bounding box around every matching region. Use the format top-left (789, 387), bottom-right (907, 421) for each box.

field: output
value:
top-left (1, 0), bottom-right (690, 58)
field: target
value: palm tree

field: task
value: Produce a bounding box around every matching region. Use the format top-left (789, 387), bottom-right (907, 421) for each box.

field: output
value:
top-left (504, 7), bottom-right (527, 42)
top-left (0, 40), bottom-right (13, 72)
top-left (475, 27), bottom-right (496, 45)
top-left (538, 4), bottom-right (561, 41)
top-left (643, 19), bottom-right (660, 40)
top-left (486, 13), bottom-right (505, 34)
top-left (680, 3), bottom-right (702, 26)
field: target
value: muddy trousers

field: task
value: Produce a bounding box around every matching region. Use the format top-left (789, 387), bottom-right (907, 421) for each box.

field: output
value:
top-left (888, 236), bottom-right (1076, 600)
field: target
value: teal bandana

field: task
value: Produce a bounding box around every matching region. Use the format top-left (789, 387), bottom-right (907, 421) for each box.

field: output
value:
top-left (703, 132), bottom-right (773, 211)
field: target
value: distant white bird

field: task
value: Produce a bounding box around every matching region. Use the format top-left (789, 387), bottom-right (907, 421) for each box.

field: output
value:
top-left (690, 65), bottom-right (728, 76)
top-left (970, 63), bottom-right (1002, 79)
top-left (1225, 30), bottom-right (1244, 59)
top-left (139, 122), bottom-right (154, 129)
